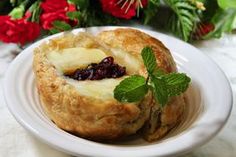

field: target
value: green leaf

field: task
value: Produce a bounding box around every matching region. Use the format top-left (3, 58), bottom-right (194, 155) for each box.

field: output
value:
top-left (113, 47), bottom-right (191, 108)
top-left (67, 11), bottom-right (81, 20)
top-left (10, 0), bottom-right (24, 6)
top-left (141, 46), bottom-right (157, 73)
top-left (150, 75), bottom-right (168, 107)
top-left (68, 0), bottom-right (89, 10)
top-left (143, 0), bottom-right (159, 24)
top-left (153, 69), bottom-right (165, 76)
top-left (200, 0), bottom-right (219, 21)
top-left (9, 4), bottom-right (24, 19)
top-left (164, 0), bottom-right (199, 41)
top-left (150, 0), bottom-right (160, 6)
top-left (163, 73), bottom-right (191, 96)
top-left (150, 72), bottom-right (190, 107)
top-left (204, 8), bottom-right (236, 39)
top-left (28, 0), bottom-right (42, 22)
top-left (78, 0), bottom-right (118, 27)
top-left (49, 28), bottom-right (60, 34)
top-left (52, 20), bottom-right (72, 31)
top-left (114, 75), bottom-right (148, 103)
top-left (217, 0), bottom-right (236, 9)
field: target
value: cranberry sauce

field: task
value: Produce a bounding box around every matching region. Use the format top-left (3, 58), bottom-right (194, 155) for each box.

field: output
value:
top-left (66, 57), bottom-right (126, 80)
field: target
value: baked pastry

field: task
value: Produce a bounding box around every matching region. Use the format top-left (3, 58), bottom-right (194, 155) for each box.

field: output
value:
top-left (33, 28), bottom-right (185, 141)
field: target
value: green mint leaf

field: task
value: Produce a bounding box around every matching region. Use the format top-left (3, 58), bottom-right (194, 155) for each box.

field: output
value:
top-left (150, 72), bottom-right (190, 106)
top-left (163, 73), bottom-right (191, 96)
top-left (141, 46), bottom-right (157, 73)
top-left (113, 47), bottom-right (191, 108)
top-left (150, 75), bottom-right (168, 107)
top-left (152, 69), bottom-right (165, 76)
top-left (114, 75), bottom-right (148, 103)
top-left (52, 20), bottom-right (72, 31)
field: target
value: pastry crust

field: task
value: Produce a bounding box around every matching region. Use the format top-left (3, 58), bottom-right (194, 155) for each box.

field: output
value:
top-left (33, 28), bottom-right (185, 141)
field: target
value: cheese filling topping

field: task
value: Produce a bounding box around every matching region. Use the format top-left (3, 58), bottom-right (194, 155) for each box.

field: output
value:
top-left (47, 47), bottom-right (107, 74)
top-left (47, 47), bottom-right (139, 99)
top-left (66, 78), bottom-right (124, 99)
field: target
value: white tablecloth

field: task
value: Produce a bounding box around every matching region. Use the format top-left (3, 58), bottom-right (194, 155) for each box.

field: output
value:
top-left (0, 31), bottom-right (236, 157)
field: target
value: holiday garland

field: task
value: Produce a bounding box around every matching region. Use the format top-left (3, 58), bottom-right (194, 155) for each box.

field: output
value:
top-left (0, 0), bottom-right (235, 45)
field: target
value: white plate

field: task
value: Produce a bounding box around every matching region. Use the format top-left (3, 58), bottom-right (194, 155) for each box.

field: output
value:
top-left (3, 27), bottom-right (233, 157)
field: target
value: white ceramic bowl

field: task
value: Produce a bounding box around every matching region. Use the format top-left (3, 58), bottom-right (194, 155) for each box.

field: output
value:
top-left (3, 27), bottom-right (233, 157)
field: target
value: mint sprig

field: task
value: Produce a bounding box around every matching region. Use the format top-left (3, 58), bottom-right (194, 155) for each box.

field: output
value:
top-left (113, 46), bottom-right (191, 107)
top-left (150, 75), bottom-right (168, 107)
top-left (141, 47), bottom-right (157, 73)
top-left (163, 73), bottom-right (191, 97)
top-left (114, 75), bottom-right (148, 102)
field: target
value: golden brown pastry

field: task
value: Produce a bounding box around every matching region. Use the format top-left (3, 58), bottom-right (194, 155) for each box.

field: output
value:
top-left (33, 28), bottom-right (185, 141)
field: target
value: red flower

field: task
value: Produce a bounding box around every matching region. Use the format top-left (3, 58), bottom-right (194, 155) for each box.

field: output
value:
top-left (40, 0), bottom-right (77, 30)
top-left (100, 0), bottom-right (148, 19)
top-left (41, 0), bottom-right (68, 13)
top-left (0, 15), bottom-right (40, 45)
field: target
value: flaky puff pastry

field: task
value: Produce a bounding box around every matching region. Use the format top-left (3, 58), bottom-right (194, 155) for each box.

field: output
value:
top-left (33, 28), bottom-right (185, 141)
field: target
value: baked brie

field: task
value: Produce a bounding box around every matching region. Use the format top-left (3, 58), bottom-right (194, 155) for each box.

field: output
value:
top-left (33, 28), bottom-right (185, 141)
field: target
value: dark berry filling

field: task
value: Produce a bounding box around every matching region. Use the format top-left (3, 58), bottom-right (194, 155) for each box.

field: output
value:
top-left (66, 57), bottom-right (126, 80)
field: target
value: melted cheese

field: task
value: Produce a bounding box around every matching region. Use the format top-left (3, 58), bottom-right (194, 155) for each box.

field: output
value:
top-left (110, 48), bottom-right (141, 74)
top-left (47, 47), bottom-right (107, 73)
top-left (47, 47), bottom-right (141, 100)
top-left (66, 78), bottom-right (124, 100)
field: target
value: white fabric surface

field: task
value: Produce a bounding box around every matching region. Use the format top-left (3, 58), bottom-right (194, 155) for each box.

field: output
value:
top-left (0, 32), bottom-right (236, 157)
